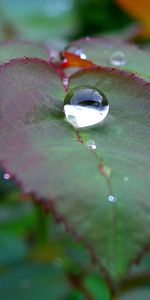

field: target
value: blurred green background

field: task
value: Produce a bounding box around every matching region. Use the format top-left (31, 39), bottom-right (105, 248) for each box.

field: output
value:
top-left (0, 1), bottom-right (149, 299)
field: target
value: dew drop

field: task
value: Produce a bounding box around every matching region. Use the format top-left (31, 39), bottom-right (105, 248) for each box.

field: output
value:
top-left (86, 140), bottom-right (97, 150)
top-left (3, 172), bottom-right (10, 180)
top-left (110, 51), bottom-right (127, 66)
top-left (108, 195), bottom-right (116, 203)
top-left (124, 176), bottom-right (129, 182)
top-left (62, 77), bottom-right (69, 88)
top-left (63, 86), bottom-right (109, 128)
top-left (65, 46), bottom-right (87, 59)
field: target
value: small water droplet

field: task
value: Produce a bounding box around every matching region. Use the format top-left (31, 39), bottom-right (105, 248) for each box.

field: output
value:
top-left (62, 77), bottom-right (69, 88)
top-left (124, 176), bottom-right (129, 182)
top-left (86, 140), bottom-right (97, 150)
top-left (65, 46), bottom-right (87, 59)
top-left (3, 173), bottom-right (10, 180)
top-left (64, 86), bottom-right (109, 128)
top-left (110, 51), bottom-right (127, 66)
top-left (108, 195), bottom-right (116, 203)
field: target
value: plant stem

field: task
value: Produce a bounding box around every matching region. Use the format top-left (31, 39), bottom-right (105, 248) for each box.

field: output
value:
top-left (118, 271), bottom-right (150, 296)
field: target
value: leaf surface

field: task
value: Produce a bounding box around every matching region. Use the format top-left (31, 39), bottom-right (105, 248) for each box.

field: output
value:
top-left (0, 59), bottom-right (150, 282)
top-left (0, 41), bottom-right (49, 64)
top-left (65, 38), bottom-right (150, 80)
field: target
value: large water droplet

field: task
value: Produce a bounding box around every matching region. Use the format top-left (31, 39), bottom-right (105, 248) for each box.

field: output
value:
top-left (63, 86), bottom-right (109, 128)
top-left (65, 46), bottom-right (87, 59)
top-left (108, 195), bottom-right (116, 203)
top-left (110, 51), bottom-right (126, 66)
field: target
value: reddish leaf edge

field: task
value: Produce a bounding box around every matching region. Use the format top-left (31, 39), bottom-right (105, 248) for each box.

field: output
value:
top-left (1, 164), bottom-right (150, 296)
top-left (0, 57), bottom-right (68, 90)
top-left (0, 39), bottom-right (66, 89)
top-left (68, 64), bottom-right (150, 91)
top-left (0, 164), bottom-right (115, 295)
top-left (67, 64), bottom-right (150, 283)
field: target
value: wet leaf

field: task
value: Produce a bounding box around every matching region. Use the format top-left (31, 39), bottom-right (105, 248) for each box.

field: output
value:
top-left (83, 274), bottom-right (110, 300)
top-left (0, 59), bottom-right (150, 282)
top-left (0, 41), bottom-right (49, 64)
top-left (64, 38), bottom-right (150, 80)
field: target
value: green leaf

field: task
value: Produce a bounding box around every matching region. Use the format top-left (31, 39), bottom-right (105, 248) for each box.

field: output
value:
top-left (0, 59), bottom-right (150, 282)
top-left (83, 274), bottom-right (110, 300)
top-left (0, 232), bottom-right (27, 265)
top-left (0, 41), bottom-right (49, 64)
top-left (0, 263), bottom-right (70, 300)
top-left (66, 38), bottom-right (150, 80)
top-left (66, 289), bottom-right (85, 300)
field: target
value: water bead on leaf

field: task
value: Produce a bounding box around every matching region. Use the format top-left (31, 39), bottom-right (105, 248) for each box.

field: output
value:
top-left (63, 86), bottom-right (109, 128)
top-left (124, 176), bottom-right (129, 182)
top-left (65, 46), bottom-right (87, 60)
top-left (3, 172), bottom-right (11, 180)
top-left (108, 195), bottom-right (117, 203)
top-left (62, 77), bottom-right (69, 89)
top-left (86, 140), bottom-right (97, 150)
top-left (110, 51), bottom-right (127, 67)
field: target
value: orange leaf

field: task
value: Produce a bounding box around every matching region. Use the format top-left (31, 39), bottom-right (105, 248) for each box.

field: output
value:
top-left (61, 51), bottom-right (95, 69)
top-left (116, 0), bottom-right (150, 38)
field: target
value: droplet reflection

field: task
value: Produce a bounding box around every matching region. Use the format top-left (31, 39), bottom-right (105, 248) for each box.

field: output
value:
top-left (65, 46), bottom-right (87, 59)
top-left (108, 195), bottom-right (116, 203)
top-left (110, 51), bottom-right (127, 67)
top-left (62, 77), bottom-right (69, 88)
top-left (3, 173), bottom-right (10, 180)
top-left (64, 86), bottom-right (109, 128)
top-left (86, 140), bottom-right (97, 150)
